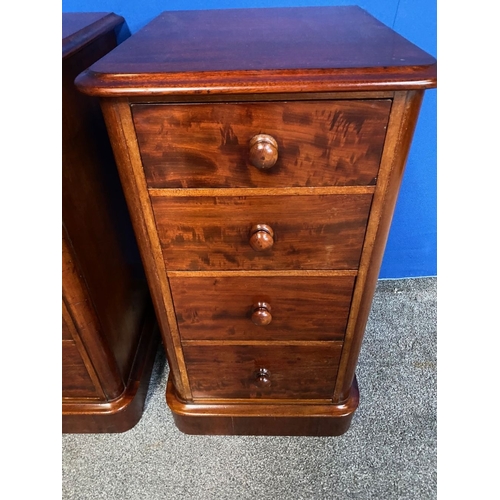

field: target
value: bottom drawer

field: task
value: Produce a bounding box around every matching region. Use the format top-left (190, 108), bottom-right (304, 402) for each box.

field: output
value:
top-left (183, 343), bottom-right (342, 400)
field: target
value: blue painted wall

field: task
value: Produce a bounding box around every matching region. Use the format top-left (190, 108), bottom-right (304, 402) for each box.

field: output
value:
top-left (62, 1), bottom-right (436, 279)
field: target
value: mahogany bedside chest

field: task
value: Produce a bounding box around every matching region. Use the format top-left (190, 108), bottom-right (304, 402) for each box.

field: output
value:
top-left (76, 6), bottom-right (436, 436)
top-left (62, 13), bottom-right (159, 433)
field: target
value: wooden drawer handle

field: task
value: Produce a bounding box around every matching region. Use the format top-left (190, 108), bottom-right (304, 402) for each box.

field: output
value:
top-left (249, 134), bottom-right (278, 170)
top-left (249, 224), bottom-right (274, 252)
top-left (255, 368), bottom-right (271, 387)
top-left (251, 301), bottom-right (272, 326)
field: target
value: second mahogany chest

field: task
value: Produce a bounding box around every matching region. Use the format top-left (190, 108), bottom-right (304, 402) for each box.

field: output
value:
top-left (62, 13), bottom-right (158, 433)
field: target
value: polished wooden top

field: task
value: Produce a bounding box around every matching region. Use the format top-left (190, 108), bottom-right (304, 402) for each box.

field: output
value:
top-left (62, 12), bottom-right (124, 59)
top-left (76, 6), bottom-right (436, 96)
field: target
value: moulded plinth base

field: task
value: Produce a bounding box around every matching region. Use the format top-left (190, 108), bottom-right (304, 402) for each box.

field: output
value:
top-left (62, 314), bottom-right (160, 434)
top-left (166, 375), bottom-right (359, 436)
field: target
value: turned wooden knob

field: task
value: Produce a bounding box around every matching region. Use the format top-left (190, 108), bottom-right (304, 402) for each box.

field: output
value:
top-left (249, 224), bottom-right (274, 251)
top-left (251, 302), bottom-right (272, 326)
top-left (249, 134), bottom-right (278, 170)
top-left (255, 368), bottom-right (271, 387)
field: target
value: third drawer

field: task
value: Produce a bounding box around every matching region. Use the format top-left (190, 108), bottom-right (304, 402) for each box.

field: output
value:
top-left (170, 274), bottom-right (356, 341)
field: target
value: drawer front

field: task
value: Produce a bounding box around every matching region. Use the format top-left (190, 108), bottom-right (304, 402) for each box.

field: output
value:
top-left (152, 194), bottom-right (372, 270)
top-left (183, 344), bottom-right (342, 400)
top-left (170, 275), bottom-right (355, 341)
top-left (133, 100), bottom-right (391, 188)
top-left (62, 341), bottom-right (99, 398)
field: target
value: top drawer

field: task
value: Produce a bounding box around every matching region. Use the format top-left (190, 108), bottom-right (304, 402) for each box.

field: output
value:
top-left (132, 100), bottom-right (391, 189)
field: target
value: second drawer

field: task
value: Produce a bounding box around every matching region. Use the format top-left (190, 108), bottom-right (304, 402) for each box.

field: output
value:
top-left (170, 275), bottom-right (355, 341)
top-left (152, 193), bottom-right (372, 270)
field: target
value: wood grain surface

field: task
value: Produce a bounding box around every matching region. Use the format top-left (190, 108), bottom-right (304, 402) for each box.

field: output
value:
top-left (62, 341), bottom-right (99, 399)
top-left (169, 275), bottom-right (355, 341)
top-left (152, 194), bottom-right (372, 270)
top-left (75, 6), bottom-right (437, 96)
top-left (133, 100), bottom-right (391, 188)
top-left (183, 343), bottom-right (342, 400)
top-left (167, 375), bottom-right (359, 436)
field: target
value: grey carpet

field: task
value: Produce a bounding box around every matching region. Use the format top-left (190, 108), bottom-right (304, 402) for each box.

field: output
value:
top-left (62, 277), bottom-right (437, 500)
